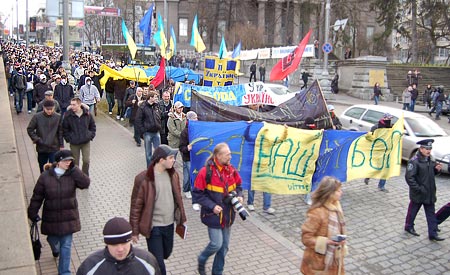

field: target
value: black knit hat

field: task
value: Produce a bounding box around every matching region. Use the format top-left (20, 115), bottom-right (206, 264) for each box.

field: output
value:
top-left (150, 144), bottom-right (178, 162)
top-left (103, 217), bottom-right (132, 245)
top-left (54, 150), bottom-right (74, 162)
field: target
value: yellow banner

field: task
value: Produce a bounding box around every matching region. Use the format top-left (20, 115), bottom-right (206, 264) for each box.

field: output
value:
top-left (346, 117), bottom-right (403, 181)
top-left (251, 123), bottom-right (323, 195)
top-left (203, 56), bottom-right (236, 86)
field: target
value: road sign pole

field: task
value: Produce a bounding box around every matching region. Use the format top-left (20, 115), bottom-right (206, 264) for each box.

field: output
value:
top-left (323, 0), bottom-right (331, 72)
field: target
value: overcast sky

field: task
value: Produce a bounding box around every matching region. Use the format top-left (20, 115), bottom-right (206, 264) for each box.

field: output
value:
top-left (4, 0), bottom-right (44, 29)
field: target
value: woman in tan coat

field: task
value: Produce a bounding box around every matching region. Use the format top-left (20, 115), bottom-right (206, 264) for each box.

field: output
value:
top-left (301, 176), bottom-right (347, 275)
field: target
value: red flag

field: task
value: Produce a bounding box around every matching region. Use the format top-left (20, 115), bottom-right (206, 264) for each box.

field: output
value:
top-left (270, 29), bottom-right (312, 81)
top-left (150, 57), bottom-right (166, 87)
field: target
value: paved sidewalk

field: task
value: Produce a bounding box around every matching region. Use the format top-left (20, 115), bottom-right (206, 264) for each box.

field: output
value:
top-left (12, 91), bottom-right (450, 275)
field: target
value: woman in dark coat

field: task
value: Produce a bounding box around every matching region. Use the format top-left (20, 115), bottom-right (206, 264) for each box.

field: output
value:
top-left (28, 150), bottom-right (90, 275)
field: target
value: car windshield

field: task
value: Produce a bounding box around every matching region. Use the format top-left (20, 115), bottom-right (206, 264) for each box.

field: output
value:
top-left (405, 117), bottom-right (447, 137)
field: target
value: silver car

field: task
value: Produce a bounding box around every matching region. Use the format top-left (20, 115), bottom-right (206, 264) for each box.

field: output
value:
top-left (340, 104), bottom-right (450, 173)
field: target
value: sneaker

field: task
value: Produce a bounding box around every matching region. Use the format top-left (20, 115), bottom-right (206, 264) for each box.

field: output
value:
top-left (184, 191), bottom-right (192, 199)
top-left (109, 111), bottom-right (112, 115)
top-left (116, 115), bottom-right (120, 120)
top-left (364, 178), bottom-right (369, 185)
top-left (435, 117), bottom-right (441, 120)
top-left (136, 142), bottom-right (141, 147)
top-left (247, 204), bottom-right (255, 211)
top-left (120, 117), bottom-right (124, 121)
top-left (52, 251), bottom-right (59, 258)
top-left (192, 203), bottom-right (201, 211)
top-left (28, 110), bottom-right (31, 114)
top-left (378, 188), bottom-right (389, 193)
top-left (263, 207), bottom-right (276, 214)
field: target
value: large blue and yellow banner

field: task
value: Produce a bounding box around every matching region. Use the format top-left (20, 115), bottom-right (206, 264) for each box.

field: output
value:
top-left (203, 56), bottom-right (236, 86)
top-left (189, 118), bottom-right (403, 194)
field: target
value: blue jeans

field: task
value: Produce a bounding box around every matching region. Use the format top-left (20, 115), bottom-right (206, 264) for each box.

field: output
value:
top-left (143, 131), bottom-right (160, 167)
top-left (247, 190), bottom-right (272, 210)
top-left (410, 99), bottom-right (416, 111)
top-left (198, 226), bottom-right (231, 275)
top-left (106, 93), bottom-right (115, 112)
top-left (15, 89), bottom-right (24, 112)
top-left (183, 161), bottom-right (191, 193)
top-left (146, 224), bottom-right (174, 275)
top-left (403, 103), bottom-right (410, 110)
top-left (374, 95), bottom-right (379, 105)
top-left (37, 152), bottom-right (56, 173)
top-left (116, 99), bottom-right (125, 118)
top-left (47, 234), bottom-right (73, 275)
top-left (26, 90), bottom-right (34, 111)
top-left (435, 101), bottom-right (443, 118)
top-left (378, 179), bottom-right (386, 189)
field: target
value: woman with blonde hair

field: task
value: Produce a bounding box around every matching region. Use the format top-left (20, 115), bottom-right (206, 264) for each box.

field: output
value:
top-left (301, 176), bottom-right (347, 275)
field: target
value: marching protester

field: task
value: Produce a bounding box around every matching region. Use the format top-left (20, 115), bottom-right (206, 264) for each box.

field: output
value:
top-left (27, 99), bottom-right (63, 173)
top-left (159, 91), bottom-right (172, 145)
top-left (36, 90), bottom-right (61, 114)
top-left (373, 82), bottom-right (382, 105)
top-left (167, 101), bottom-right (186, 150)
top-left (62, 98), bottom-right (97, 176)
top-left (193, 143), bottom-right (243, 275)
top-left (76, 217), bottom-right (161, 275)
top-left (79, 77), bottom-right (101, 114)
top-left (327, 105), bottom-right (342, 130)
top-left (404, 139), bottom-right (444, 241)
top-left (179, 111), bottom-right (198, 202)
top-left (126, 87), bottom-right (146, 146)
top-left (135, 90), bottom-right (162, 167)
top-left (11, 63), bottom-right (27, 114)
top-left (28, 149), bottom-right (90, 275)
top-left (54, 74), bottom-right (75, 117)
top-left (129, 145), bottom-right (186, 275)
top-left (301, 176), bottom-right (347, 275)
top-left (364, 113), bottom-right (393, 192)
top-left (34, 74), bottom-right (52, 105)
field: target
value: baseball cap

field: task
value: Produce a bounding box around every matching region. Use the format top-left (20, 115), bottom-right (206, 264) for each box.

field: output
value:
top-left (150, 145), bottom-right (178, 162)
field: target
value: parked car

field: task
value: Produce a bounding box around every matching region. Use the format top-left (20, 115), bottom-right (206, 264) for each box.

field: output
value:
top-left (340, 104), bottom-right (450, 173)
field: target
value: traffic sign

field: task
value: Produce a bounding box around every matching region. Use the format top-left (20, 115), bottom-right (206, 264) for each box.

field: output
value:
top-left (322, 43), bottom-right (333, 53)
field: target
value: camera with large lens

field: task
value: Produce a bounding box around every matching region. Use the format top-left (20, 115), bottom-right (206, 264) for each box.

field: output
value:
top-left (223, 191), bottom-right (249, 220)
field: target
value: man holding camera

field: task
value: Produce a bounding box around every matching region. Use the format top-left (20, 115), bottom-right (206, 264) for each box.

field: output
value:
top-left (193, 143), bottom-right (243, 275)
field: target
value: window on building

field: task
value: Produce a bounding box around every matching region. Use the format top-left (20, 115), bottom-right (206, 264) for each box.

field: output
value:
top-left (179, 18), bottom-right (188, 37)
top-left (438, 48), bottom-right (449, 58)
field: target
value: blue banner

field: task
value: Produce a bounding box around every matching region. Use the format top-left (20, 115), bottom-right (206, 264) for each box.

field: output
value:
top-left (174, 83), bottom-right (247, 107)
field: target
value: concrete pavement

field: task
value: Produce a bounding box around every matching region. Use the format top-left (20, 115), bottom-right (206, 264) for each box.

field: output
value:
top-left (10, 85), bottom-right (450, 274)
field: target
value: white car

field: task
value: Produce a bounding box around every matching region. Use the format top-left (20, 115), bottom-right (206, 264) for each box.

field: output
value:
top-left (340, 104), bottom-right (450, 173)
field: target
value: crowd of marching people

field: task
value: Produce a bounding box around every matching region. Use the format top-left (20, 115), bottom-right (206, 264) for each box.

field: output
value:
top-left (3, 39), bottom-right (450, 275)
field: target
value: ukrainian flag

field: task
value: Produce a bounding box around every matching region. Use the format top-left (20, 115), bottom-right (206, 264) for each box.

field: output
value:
top-left (154, 13), bottom-right (168, 57)
top-left (190, 15), bottom-right (206, 53)
top-left (167, 25), bottom-right (176, 60)
top-left (121, 20), bottom-right (137, 60)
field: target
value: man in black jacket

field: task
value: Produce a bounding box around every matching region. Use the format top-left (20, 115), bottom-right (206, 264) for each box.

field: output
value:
top-left (76, 217), bottom-right (160, 275)
top-left (135, 91), bottom-right (161, 167)
top-left (404, 139), bottom-right (444, 241)
top-left (27, 100), bottom-right (63, 172)
top-left (54, 74), bottom-right (74, 117)
top-left (62, 98), bottom-right (96, 175)
top-left (249, 61), bottom-right (257, 82)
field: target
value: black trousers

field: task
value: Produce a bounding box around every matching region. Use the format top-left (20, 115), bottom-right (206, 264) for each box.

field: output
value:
top-left (405, 201), bottom-right (438, 238)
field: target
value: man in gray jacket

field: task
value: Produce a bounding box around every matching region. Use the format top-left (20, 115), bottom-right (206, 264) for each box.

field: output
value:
top-left (27, 100), bottom-right (63, 172)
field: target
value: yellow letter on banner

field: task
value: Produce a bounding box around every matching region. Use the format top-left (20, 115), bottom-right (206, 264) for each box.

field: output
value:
top-left (346, 116), bottom-right (403, 181)
top-left (251, 122), bottom-right (323, 195)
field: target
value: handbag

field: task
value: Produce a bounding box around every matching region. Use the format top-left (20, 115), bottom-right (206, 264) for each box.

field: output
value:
top-left (30, 221), bottom-right (42, 260)
top-left (26, 81), bottom-right (34, 92)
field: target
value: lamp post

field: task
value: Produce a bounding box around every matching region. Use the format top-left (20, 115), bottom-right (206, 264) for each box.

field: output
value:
top-left (323, 0), bottom-right (330, 72)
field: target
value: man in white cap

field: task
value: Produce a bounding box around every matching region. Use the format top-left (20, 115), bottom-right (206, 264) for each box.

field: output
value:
top-left (77, 217), bottom-right (161, 275)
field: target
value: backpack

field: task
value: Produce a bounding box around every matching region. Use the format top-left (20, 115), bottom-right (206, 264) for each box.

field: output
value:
top-left (14, 74), bottom-right (27, 90)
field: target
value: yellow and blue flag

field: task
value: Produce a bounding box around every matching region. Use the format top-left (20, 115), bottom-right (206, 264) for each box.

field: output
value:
top-left (231, 41), bottom-right (241, 59)
top-left (190, 15), bottom-right (206, 53)
top-left (139, 3), bottom-right (154, 47)
top-left (167, 25), bottom-right (176, 60)
top-left (218, 37), bottom-right (227, 59)
top-left (121, 19), bottom-right (137, 59)
top-left (154, 13), bottom-right (168, 57)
